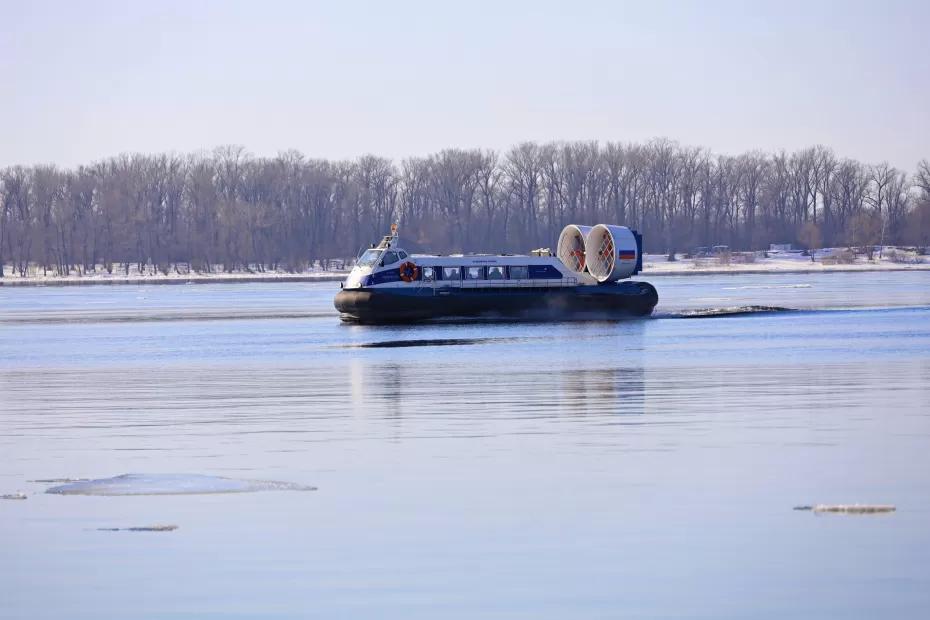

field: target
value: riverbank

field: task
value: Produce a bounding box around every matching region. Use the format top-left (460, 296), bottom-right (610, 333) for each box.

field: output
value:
top-left (1, 251), bottom-right (927, 286)
top-left (641, 251), bottom-right (930, 276)
top-left (0, 269), bottom-right (348, 287)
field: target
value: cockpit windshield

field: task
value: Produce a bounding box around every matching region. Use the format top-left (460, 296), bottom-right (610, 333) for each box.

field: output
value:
top-left (356, 249), bottom-right (382, 268)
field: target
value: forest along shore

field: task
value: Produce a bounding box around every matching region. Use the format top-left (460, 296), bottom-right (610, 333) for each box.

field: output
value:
top-left (1, 250), bottom-right (928, 286)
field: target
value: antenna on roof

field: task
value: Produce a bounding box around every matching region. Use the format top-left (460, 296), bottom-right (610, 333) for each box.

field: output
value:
top-left (377, 223), bottom-right (400, 249)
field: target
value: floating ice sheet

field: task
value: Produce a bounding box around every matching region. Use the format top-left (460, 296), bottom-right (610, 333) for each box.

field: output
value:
top-left (45, 473), bottom-right (315, 496)
top-left (97, 525), bottom-right (179, 532)
top-left (794, 504), bottom-right (896, 514)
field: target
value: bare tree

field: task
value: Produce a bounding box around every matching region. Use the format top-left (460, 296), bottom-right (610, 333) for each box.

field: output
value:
top-left (503, 143), bottom-right (543, 250)
top-left (798, 221), bottom-right (822, 262)
top-left (916, 160), bottom-right (930, 198)
top-left (737, 151), bottom-right (770, 249)
top-left (847, 213), bottom-right (881, 259)
top-left (869, 163), bottom-right (897, 258)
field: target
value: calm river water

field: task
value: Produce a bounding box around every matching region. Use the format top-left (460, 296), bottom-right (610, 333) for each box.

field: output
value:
top-left (2, 271), bottom-right (929, 619)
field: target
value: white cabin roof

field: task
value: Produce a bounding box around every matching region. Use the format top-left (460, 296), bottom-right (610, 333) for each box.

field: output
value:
top-left (408, 253), bottom-right (558, 266)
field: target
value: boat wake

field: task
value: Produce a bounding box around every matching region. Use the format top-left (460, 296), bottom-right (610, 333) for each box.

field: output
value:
top-left (657, 304), bottom-right (930, 319)
top-left (657, 305), bottom-right (796, 319)
top-left (721, 284), bottom-right (812, 290)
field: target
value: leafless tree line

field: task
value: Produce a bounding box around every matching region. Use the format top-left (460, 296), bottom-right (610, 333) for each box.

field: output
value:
top-left (2, 141), bottom-right (929, 276)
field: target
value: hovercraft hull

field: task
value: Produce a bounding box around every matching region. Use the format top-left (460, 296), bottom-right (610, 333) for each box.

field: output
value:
top-left (334, 281), bottom-right (658, 323)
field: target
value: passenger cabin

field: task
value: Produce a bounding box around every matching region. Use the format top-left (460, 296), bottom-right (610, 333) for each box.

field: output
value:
top-left (343, 231), bottom-right (595, 291)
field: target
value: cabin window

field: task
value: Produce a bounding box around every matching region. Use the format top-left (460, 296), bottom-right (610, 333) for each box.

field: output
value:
top-left (357, 249), bottom-right (381, 268)
top-left (465, 266), bottom-right (484, 280)
top-left (487, 266), bottom-right (504, 280)
top-left (381, 251), bottom-right (399, 265)
top-left (442, 266), bottom-right (462, 280)
top-left (422, 266), bottom-right (435, 281)
top-left (508, 266), bottom-right (529, 279)
top-left (398, 250), bottom-right (408, 260)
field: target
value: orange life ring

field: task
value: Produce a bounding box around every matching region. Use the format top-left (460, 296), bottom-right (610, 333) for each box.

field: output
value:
top-left (398, 261), bottom-right (420, 283)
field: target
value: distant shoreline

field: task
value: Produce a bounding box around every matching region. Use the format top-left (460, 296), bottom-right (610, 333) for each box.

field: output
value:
top-left (0, 273), bottom-right (348, 287)
top-left (642, 264), bottom-right (930, 277)
top-left (2, 261), bottom-right (928, 287)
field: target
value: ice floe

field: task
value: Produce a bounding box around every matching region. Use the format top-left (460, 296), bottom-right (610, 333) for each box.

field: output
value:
top-left (45, 473), bottom-right (316, 496)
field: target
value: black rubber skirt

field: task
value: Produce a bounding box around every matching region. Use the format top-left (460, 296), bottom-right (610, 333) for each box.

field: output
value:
top-left (334, 281), bottom-right (658, 323)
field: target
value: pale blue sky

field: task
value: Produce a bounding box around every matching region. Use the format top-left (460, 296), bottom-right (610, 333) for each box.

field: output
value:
top-left (2, 0), bottom-right (928, 169)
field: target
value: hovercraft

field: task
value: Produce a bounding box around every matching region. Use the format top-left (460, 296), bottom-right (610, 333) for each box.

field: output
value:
top-left (334, 223), bottom-right (658, 323)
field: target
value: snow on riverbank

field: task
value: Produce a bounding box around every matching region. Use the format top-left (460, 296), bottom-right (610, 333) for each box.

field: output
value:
top-left (641, 249), bottom-right (930, 276)
top-left (0, 264), bottom-right (349, 286)
top-left (2, 249), bottom-right (928, 286)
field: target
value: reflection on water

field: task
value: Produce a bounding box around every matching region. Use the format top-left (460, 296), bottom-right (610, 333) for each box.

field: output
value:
top-left (346, 337), bottom-right (502, 348)
top-left (351, 362), bottom-right (648, 419)
top-left (1, 272), bottom-right (930, 619)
